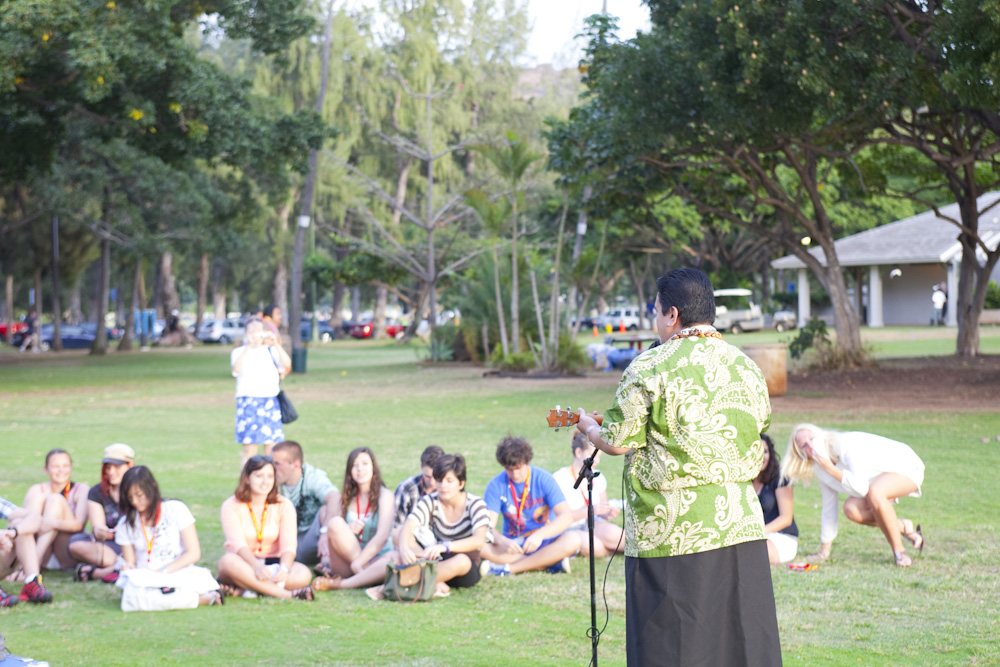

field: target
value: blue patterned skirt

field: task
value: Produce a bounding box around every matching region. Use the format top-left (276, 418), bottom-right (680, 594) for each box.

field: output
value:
top-left (235, 396), bottom-right (285, 445)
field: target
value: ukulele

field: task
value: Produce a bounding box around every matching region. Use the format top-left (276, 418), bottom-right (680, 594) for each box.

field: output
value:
top-left (545, 405), bottom-right (604, 430)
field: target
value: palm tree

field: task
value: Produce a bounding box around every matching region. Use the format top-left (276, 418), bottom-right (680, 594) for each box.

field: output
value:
top-left (474, 132), bottom-right (542, 353)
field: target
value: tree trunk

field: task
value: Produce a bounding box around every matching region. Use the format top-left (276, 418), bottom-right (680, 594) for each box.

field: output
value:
top-left (510, 196), bottom-right (519, 353)
top-left (391, 159), bottom-right (411, 227)
top-left (812, 240), bottom-right (863, 364)
top-left (351, 286), bottom-right (361, 322)
top-left (273, 259), bottom-right (288, 336)
top-left (955, 234), bottom-right (982, 357)
top-left (196, 253), bottom-right (209, 332)
top-left (548, 203), bottom-right (568, 360)
top-left (69, 278), bottom-right (83, 324)
top-left (372, 284), bottom-right (388, 339)
top-left (212, 256), bottom-right (226, 320)
top-left (529, 268), bottom-right (548, 368)
top-left (331, 282), bottom-right (345, 330)
top-left (3, 275), bottom-right (12, 344)
top-left (114, 269), bottom-right (127, 329)
top-left (118, 260), bottom-right (140, 352)
top-left (32, 265), bottom-right (42, 333)
top-left (159, 251), bottom-right (194, 344)
top-left (90, 236), bottom-right (110, 355)
top-left (50, 216), bottom-right (63, 351)
top-left (491, 244), bottom-right (509, 356)
top-left (151, 257), bottom-right (163, 319)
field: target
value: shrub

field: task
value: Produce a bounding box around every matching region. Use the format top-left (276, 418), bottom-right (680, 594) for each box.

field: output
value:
top-left (788, 318), bottom-right (873, 370)
top-left (985, 281), bottom-right (1000, 310)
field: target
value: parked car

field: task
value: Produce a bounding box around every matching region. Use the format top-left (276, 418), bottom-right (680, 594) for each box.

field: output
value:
top-left (349, 319), bottom-right (405, 339)
top-left (300, 318), bottom-right (336, 342)
top-left (0, 321), bottom-right (27, 344)
top-left (770, 310), bottom-right (798, 333)
top-left (38, 322), bottom-right (121, 349)
top-left (713, 288), bottom-right (765, 334)
top-left (195, 318), bottom-right (244, 344)
top-left (594, 305), bottom-right (644, 331)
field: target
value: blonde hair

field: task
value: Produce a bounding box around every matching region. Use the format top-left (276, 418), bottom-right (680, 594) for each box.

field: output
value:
top-left (780, 423), bottom-right (841, 485)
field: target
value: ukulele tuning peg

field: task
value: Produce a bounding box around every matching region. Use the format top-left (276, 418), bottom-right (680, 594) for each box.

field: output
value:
top-left (554, 404), bottom-right (561, 413)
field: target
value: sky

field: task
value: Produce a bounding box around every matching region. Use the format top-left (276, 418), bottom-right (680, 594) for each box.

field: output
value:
top-left (525, 0), bottom-right (651, 67)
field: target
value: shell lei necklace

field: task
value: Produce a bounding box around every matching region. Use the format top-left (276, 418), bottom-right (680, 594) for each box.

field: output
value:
top-left (669, 325), bottom-right (722, 341)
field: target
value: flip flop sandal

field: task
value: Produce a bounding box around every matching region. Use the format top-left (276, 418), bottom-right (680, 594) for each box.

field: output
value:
top-left (894, 550), bottom-right (912, 567)
top-left (313, 563), bottom-right (333, 578)
top-left (291, 586), bottom-right (314, 601)
top-left (74, 563), bottom-right (95, 582)
top-left (311, 576), bottom-right (341, 592)
top-left (218, 583), bottom-right (244, 598)
top-left (101, 572), bottom-right (119, 584)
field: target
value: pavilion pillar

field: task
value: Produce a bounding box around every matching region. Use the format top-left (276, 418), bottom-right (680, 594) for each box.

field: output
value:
top-left (796, 268), bottom-right (810, 327)
top-left (868, 266), bottom-right (884, 327)
top-left (946, 260), bottom-right (959, 327)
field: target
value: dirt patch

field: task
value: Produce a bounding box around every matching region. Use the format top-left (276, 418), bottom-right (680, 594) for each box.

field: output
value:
top-left (773, 355), bottom-right (1000, 413)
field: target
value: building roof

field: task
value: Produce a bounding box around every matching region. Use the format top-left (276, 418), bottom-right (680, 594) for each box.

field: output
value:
top-left (771, 191), bottom-right (1000, 269)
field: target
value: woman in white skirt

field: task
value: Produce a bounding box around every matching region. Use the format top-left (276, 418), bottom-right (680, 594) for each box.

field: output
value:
top-left (782, 424), bottom-right (925, 567)
top-left (231, 318), bottom-right (291, 469)
top-left (115, 466), bottom-right (222, 610)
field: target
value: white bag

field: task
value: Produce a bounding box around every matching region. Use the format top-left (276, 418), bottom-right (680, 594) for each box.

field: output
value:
top-left (117, 568), bottom-right (214, 612)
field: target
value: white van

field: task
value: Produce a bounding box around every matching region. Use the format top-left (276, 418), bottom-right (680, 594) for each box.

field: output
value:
top-left (713, 288), bottom-right (764, 334)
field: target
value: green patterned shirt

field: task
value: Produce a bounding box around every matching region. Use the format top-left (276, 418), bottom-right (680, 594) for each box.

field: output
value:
top-left (600, 332), bottom-right (771, 558)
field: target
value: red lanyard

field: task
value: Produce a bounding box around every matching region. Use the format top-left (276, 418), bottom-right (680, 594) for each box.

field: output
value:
top-left (570, 466), bottom-right (590, 505)
top-left (140, 504), bottom-right (161, 557)
top-left (355, 493), bottom-right (372, 542)
top-left (507, 468), bottom-right (531, 522)
top-left (247, 502), bottom-right (268, 553)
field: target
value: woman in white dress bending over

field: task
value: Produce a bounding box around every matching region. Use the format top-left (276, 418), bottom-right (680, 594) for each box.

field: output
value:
top-left (782, 423), bottom-right (925, 567)
top-left (115, 466), bottom-right (223, 608)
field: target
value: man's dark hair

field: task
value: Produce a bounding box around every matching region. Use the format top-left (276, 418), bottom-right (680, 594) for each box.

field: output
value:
top-left (656, 268), bottom-right (716, 326)
top-left (272, 441), bottom-right (303, 463)
top-left (495, 436), bottom-right (533, 468)
top-left (420, 446), bottom-right (445, 468)
top-left (433, 454), bottom-right (467, 484)
top-left (263, 304), bottom-right (278, 318)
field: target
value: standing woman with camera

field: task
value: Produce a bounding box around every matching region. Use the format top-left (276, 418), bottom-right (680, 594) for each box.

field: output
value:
top-left (231, 318), bottom-right (291, 469)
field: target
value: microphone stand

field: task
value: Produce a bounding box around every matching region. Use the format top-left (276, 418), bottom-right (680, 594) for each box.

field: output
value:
top-left (573, 457), bottom-right (600, 667)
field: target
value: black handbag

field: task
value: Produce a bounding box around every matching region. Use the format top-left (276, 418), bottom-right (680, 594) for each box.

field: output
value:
top-left (276, 389), bottom-right (297, 424)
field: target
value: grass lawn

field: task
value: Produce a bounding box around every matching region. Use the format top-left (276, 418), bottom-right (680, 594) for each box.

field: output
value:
top-left (1, 334), bottom-right (999, 666)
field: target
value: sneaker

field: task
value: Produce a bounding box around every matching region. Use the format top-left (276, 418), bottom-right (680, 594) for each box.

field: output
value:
top-left (484, 563), bottom-right (511, 577)
top-left (0, 585), bottom-right (19, 607)
top-left (547, 557), bottom-right (572, 575)
top-left (19, 576), bottom-right (53, 603)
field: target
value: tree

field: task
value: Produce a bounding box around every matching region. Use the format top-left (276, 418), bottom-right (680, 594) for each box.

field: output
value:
top-left (474, 131), bottom-right (543, 354)
top-left (550, 7), bottom-right (919, 366)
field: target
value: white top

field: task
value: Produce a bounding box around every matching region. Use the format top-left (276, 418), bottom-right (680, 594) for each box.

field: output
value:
top-left (230, 346), bottom-right (281, 398)
top-left (932, 290), bottom-right (946, 307)
top-left (815, 432), bottom-right (925, 544)
top-left (115, 499), bottom-right (195, 570)
top-left (552, 464), bottom-right (607, 529)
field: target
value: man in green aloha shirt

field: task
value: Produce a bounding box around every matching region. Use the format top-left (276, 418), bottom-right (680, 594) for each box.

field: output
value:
top-left (577, 267), bottom-right (782, 667)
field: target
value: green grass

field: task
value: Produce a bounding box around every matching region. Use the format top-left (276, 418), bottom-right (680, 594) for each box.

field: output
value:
top-left (1, 338), bottom-right (999, 666)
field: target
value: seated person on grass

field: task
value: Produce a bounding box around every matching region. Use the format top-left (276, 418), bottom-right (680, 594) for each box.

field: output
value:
top-left (217, 455), bottom-right (314, 600)
top-left (0, 496), bottom-right (53, 606)
top-left (22, 448), bottom-right (90, 571)
top-left (392, 445), bottom-right (443, 545)
top-left (307, 447), bottom-right (394, 590)
top-left (271, 441), bottom-right (339, 567)
top-left (480, 436), bottom-right (580, 576)
top-left (339, 454), bottom-right (489, 599)
top-left (115, 466), bottom-right (223, 608)
top-left (69, 443), bottom-right (135, 583)
top-left (552, 433), bottom-right (624, 558)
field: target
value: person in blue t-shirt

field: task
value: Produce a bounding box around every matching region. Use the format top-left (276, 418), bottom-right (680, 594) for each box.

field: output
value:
top-left (480, 436), bottom-right (580, 576)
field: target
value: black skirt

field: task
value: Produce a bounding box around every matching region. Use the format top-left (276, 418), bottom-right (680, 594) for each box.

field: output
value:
top-left (625, 539), bottom-right (782, 667)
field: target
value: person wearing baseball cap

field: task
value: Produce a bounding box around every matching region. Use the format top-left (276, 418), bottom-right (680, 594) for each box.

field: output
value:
top-left (68, 444), bottom-right (136, 583)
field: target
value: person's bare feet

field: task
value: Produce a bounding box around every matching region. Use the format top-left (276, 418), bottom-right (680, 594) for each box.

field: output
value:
top-left (219, 583), bottom-right (244, 598)
top-left (365, 584), bottom-right (385, 601)
top-left (433, 581), bottom-right (450, 598)
top-left (901, 519), bottom-right (924, 552)
top-left (199, 590), bottom-right (224, 606)
top-left (311, 575), bottom-right (342, 592)
top-left (894, 550), bottom-right (912, 567)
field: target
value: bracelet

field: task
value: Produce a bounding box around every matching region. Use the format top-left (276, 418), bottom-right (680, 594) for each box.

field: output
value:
top-left (587, 424), bottom-right (601, 439)
top-left (443, 541), bottom-right (451, 554)
top-left (9, 526), bottom-right (17, 539)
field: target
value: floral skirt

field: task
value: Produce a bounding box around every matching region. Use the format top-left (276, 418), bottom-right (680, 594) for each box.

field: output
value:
top-left (235, 396), bottom-right (284, 445)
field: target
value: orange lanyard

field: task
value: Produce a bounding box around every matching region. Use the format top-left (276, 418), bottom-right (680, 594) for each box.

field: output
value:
top-left (52, 482), bottom-right (71, 498)
top-left (570, 466), bottom-right (590, 505)
top-left (247, 502), bottom-right (268, 553)
top-left (507, 468), bottom-right (531, 522)
top-left (140, 504), bottom-right (161, 557)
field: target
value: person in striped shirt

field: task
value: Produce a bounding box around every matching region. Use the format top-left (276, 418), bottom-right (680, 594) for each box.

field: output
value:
top-left (397, 454), bottom-right (490, 594)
